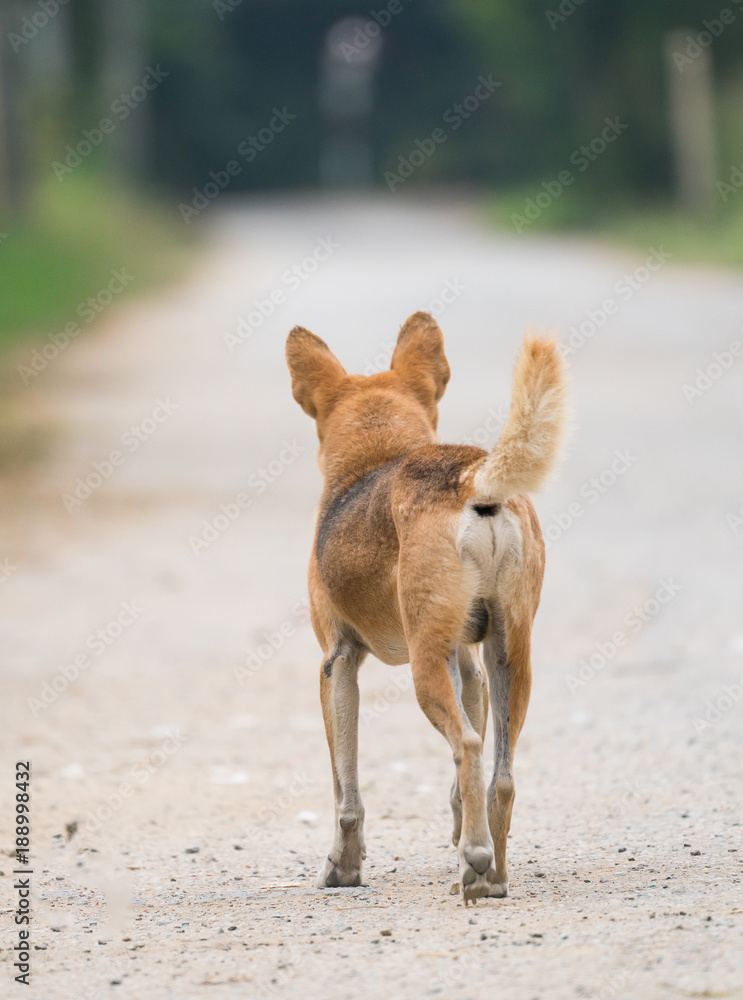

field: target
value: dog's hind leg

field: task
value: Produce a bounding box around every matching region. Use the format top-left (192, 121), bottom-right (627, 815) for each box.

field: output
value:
top-left (316, 638), bottom-right (368, 888)
top-left (409, 635), bottom-right (494, 903)
top-left (482, 612), bottom-right (532, 898)
top-left (449, 644), bottom-right (488, 848)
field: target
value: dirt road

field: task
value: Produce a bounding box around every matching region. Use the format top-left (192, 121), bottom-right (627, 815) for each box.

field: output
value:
top-left (1, 195), bottom-right (742, 999)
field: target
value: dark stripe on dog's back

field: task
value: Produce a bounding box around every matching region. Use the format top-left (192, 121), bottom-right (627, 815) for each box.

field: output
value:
top-left (316, 460), bottom-right (402, 561)
top-left (400, 445), bottom-right (486, 503)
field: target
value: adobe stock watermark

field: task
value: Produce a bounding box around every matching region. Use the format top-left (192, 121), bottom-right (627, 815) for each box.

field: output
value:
top-left (511, 117), bottom-right (628, 233)
top-left (460, 406), bottom-right (508, 449)
top-left (543, 449), bottom-right (638, 550)
top-left (27, 601), bottom-right (144, 716)
top-left (717, 162), bottom-right (743, 202)
top-left (693, 674), bottom-right (743, 734)
top-left (338, 0), bottom-right (407, 62)
top-left (188, 440), bottom-right (306, 554)
top-left (385, 75), bottom-right (501, 192)
top-left (565, 579), bottom-right (682, 693)
top-left (213, 0), bottom-right (244, 19)
top-left (7, 0), bottom-right (69, 54)
top-left (726, 497), bottom-right (743, 535)
top-left (670, 2), bottom-right (743, 72)
top-left (1, 558), bottom-right (17, 585)
top-left (244, 772), bottom-right (315, 839)
top-left (545, 0), bottom-right (590, 31)
top-left (179, 107), bottom-right (296, 223)
top-left (17, 268), bottom-right (135, 385)
top-left (53, 67), bottom-right (169, 180)
top-left (82, 727), bottom-right (188, 834)
top-left (562, 248), bottom-right (672, 357)
top-left (360, 669), bottom-right (411, 725)
top-left (224, 237), bottom-right (339, 351)
top-left (589, 965), bottom-right (640, 1000)
top-left (681, 338), bottom-right (742, 403)
top-left (61, 398), bottom-right (179, 512)
top-left (232, 597), bottom-right (311, 683)
top-left (360, 280), bottom-right (466, 375)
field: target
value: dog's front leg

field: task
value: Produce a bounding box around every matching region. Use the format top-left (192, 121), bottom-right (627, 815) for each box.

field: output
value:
top-left (317, 642), bottom-right (367, 888)
top-left (411, 641), bottom-right (494, 904)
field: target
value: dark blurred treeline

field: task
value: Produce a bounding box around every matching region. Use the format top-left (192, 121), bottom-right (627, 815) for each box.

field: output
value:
top-left (1, 0), bottom-right (742, 205)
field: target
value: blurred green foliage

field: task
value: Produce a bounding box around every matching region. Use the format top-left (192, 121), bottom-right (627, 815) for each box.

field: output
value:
top-left (0, 175), bottom-right (192, 349)
top-left (27, 0), bottom-right (739, 196)
top-left (142, 0), bottom-right (743, 196)
top-left (2, 0), bottom-right (743, 359)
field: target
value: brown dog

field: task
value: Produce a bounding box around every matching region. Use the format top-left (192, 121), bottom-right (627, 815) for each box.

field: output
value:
top-left (285, 312), bottom-right (568, 903)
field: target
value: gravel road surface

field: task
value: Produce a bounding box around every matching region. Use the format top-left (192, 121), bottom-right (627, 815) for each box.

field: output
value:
top-left (1, 194), bottom-right (741, 1000)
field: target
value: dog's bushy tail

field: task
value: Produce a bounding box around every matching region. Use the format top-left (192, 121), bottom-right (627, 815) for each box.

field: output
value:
top-left (473, 335), bottom-right (569, 503)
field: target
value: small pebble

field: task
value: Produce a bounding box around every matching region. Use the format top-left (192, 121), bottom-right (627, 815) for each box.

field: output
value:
top-left (185, 846), bottom-right (199, 855)
top-left (618, 848), bottom-right (627, 853)
top-left (380, 929), bottom-right (392, 937)
top-left (691, 850), bottom-right (701, 856)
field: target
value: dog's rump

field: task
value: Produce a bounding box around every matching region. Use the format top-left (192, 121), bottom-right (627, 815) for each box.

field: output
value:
top-left (392, 446), bottom-right (539, 645)
top-left (316, 445), bottom-right (486, 585)
top-left (313, 444), bottom-right (531, 658)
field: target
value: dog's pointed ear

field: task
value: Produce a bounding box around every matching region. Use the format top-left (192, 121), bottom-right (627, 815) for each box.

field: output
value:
top-left (286, 326), bottom-right (346, 420)
top-left (391, 311), bottom-right (451, 408)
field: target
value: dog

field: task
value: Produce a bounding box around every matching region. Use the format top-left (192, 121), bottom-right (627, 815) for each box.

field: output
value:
top-left (285, 311), bottom-right (568, 903)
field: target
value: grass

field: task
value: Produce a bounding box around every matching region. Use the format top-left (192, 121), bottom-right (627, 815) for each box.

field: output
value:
top-left (0, 174), bottom-right (194, 350)
top-left (488, 185), bottom-right (743, 271)
top-left (0, 174), bottom-right (195, 471)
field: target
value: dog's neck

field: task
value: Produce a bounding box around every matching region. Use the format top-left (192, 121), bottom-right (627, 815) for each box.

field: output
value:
top-left (320, 404), bottom-right (437, 498)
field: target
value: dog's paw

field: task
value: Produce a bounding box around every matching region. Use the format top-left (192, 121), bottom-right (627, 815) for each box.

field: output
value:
top-left (460, 845), bottom-right (495, 904)
top-left (316, 856), bottom-right (362, 889)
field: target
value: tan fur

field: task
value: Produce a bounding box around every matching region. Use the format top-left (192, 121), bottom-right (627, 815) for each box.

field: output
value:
top-left (285, 312), bottom-right (568, 902)
top-left (472, 334), bottom-right (568, 503)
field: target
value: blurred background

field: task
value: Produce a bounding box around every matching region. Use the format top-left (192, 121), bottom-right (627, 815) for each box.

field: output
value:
top-left (1, 3), bottom-right (742, 996)
top-left (2, 0), bottom-right (743, 348)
